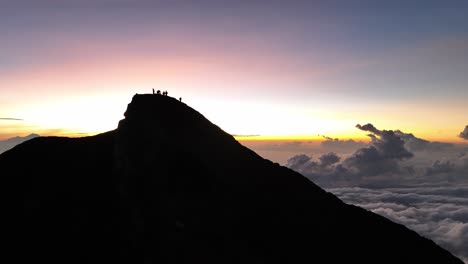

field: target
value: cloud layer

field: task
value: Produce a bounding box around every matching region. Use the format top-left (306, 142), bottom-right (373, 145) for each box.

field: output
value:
top-left (287, 123), bottom-right (468, 188)
top-left (328, 185), bottom-right (468, 263)
top-left (284, 123), bottom-right (468, 263)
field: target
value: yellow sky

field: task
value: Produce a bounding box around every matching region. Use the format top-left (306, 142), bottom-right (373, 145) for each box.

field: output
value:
top-left (1, 90), bottom-right (466, 144)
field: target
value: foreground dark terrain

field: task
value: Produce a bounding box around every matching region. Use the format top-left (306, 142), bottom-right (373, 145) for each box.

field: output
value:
top-left (4, 94), bottom-right (462, 263)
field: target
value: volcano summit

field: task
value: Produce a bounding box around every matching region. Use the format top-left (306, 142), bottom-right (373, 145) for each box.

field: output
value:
top-left (4, 94), bottom-right (462, 263)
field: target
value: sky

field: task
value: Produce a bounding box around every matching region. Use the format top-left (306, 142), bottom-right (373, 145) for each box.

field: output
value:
top-left (1, 0), bottom-right (467, 141)
top-left (1, 1), bottom-right (468, 261)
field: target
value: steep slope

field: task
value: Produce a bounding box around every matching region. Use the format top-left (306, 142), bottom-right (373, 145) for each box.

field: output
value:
top-left (3, 94), bottom-right (462, 263)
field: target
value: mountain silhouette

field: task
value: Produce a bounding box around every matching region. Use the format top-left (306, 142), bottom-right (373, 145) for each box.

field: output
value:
top-left (3, 94), bottom-right (463, 263)
top-left (0, 133), bottom-right (39, 154)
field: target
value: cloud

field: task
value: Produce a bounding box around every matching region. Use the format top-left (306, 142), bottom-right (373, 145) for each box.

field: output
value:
top-left (395, 130), bottom-right (454, 152)
top-left (286, 123), bottom-right (468, 188)
top-left (459, 126), bottom-right (468, 140)
top-left (319, 152), bottom-right (341, 167)
top-left (328, 185), bottom-right (468, 263)
top-left (333, 124), bottom-right (414, 178)
top-left (356, 123), bottom-right (382, 135)
top-left (281, 126), bottom-right (468, 262)
top-left (286, 154), bottom-right (311, 171)
top-left (356, 124), bottom-right (414, 160)
top-left (0, 117), bottom-right (23, 121)
top-left (356, 123), bottom-right (454, 153)
top-left (286, 152), bottom-right (344, 180)
top-left (426, 160), bottom-right (456, 176)
top-left (343, 146), bottom-right (401, 177)
top-left (346, 124), bottom-right (413, 178)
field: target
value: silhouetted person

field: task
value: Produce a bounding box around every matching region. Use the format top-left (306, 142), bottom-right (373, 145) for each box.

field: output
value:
top-left (152, 88), bottom-right (155, 94)
top-left (179, 97), bottom-right (182, 102)
top-left (157, 90), bottom-right (161, 95)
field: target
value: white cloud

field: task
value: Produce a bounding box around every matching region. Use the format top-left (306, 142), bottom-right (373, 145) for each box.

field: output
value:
top-left (328, 185), bottom-right (468, 263)
top-left (278, 124), bottom-right (468, 262)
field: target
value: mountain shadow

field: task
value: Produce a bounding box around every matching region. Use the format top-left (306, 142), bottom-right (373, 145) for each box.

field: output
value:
top-left (3, 94), bottom-right (463, 263)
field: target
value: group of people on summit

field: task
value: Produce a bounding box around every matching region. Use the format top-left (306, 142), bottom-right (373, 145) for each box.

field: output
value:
top-left (152, 89), bottom-right (168, 96)
top-left (152, 88), bottom-right (182, 102)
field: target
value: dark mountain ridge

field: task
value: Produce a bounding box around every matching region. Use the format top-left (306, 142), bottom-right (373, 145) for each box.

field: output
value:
top-left (4, 94), bottom-right (463, 263)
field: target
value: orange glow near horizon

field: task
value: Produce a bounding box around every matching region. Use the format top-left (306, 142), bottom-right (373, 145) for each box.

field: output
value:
top-left (1, 36), bottom-right (467, 144)
top-left (1, 82), bottom-right (467, 144)
top-left (2, 114), bottom-right (467, 145)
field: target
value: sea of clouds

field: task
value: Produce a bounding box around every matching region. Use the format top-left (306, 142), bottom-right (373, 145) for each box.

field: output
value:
top-left (281, 124), bottom-right (468, 262)
top-left (328, 184), bottom-right (468, 263)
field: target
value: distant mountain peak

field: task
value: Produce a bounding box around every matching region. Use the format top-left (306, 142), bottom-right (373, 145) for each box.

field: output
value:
top-left (0, 133), bottom-right (40, 154)
top-left (5, 133), bottom-right (39, 141)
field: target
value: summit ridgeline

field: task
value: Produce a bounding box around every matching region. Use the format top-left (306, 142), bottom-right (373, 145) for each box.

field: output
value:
top-left (3, 94), bottom-right (463, 263)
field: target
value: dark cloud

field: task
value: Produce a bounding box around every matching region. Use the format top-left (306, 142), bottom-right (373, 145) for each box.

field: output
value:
top-left (370, 129), bottom-right (413, 159)
top-left (394, 130), bottom-right (454, 152)
top-left (338, 124), bottom-right (411, 176)
top-left (356, 123), bottom-right (454, 153)
top-left (426, 160), bottom-right (455, 176)
top-left (286, 124), bottom-right (468, 188)
top-left (319, 152), bottom-right (340, 167)
top-left (356, 123), bottom-right (382, 135)
top-left (460, 126), bottom-right (468, 140)
top-left (286, 152), bottom-right (344, 180)
top-left (286, 154), bottom-right (311, 171)
top-left (343, 146), bottom-right (401, 177)
top-left (328, 185), bottom-right (468, 263)
top-left (340, 124), bottom-right (413, 178)
top-left (0, 117), bottom-right (23, 121)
